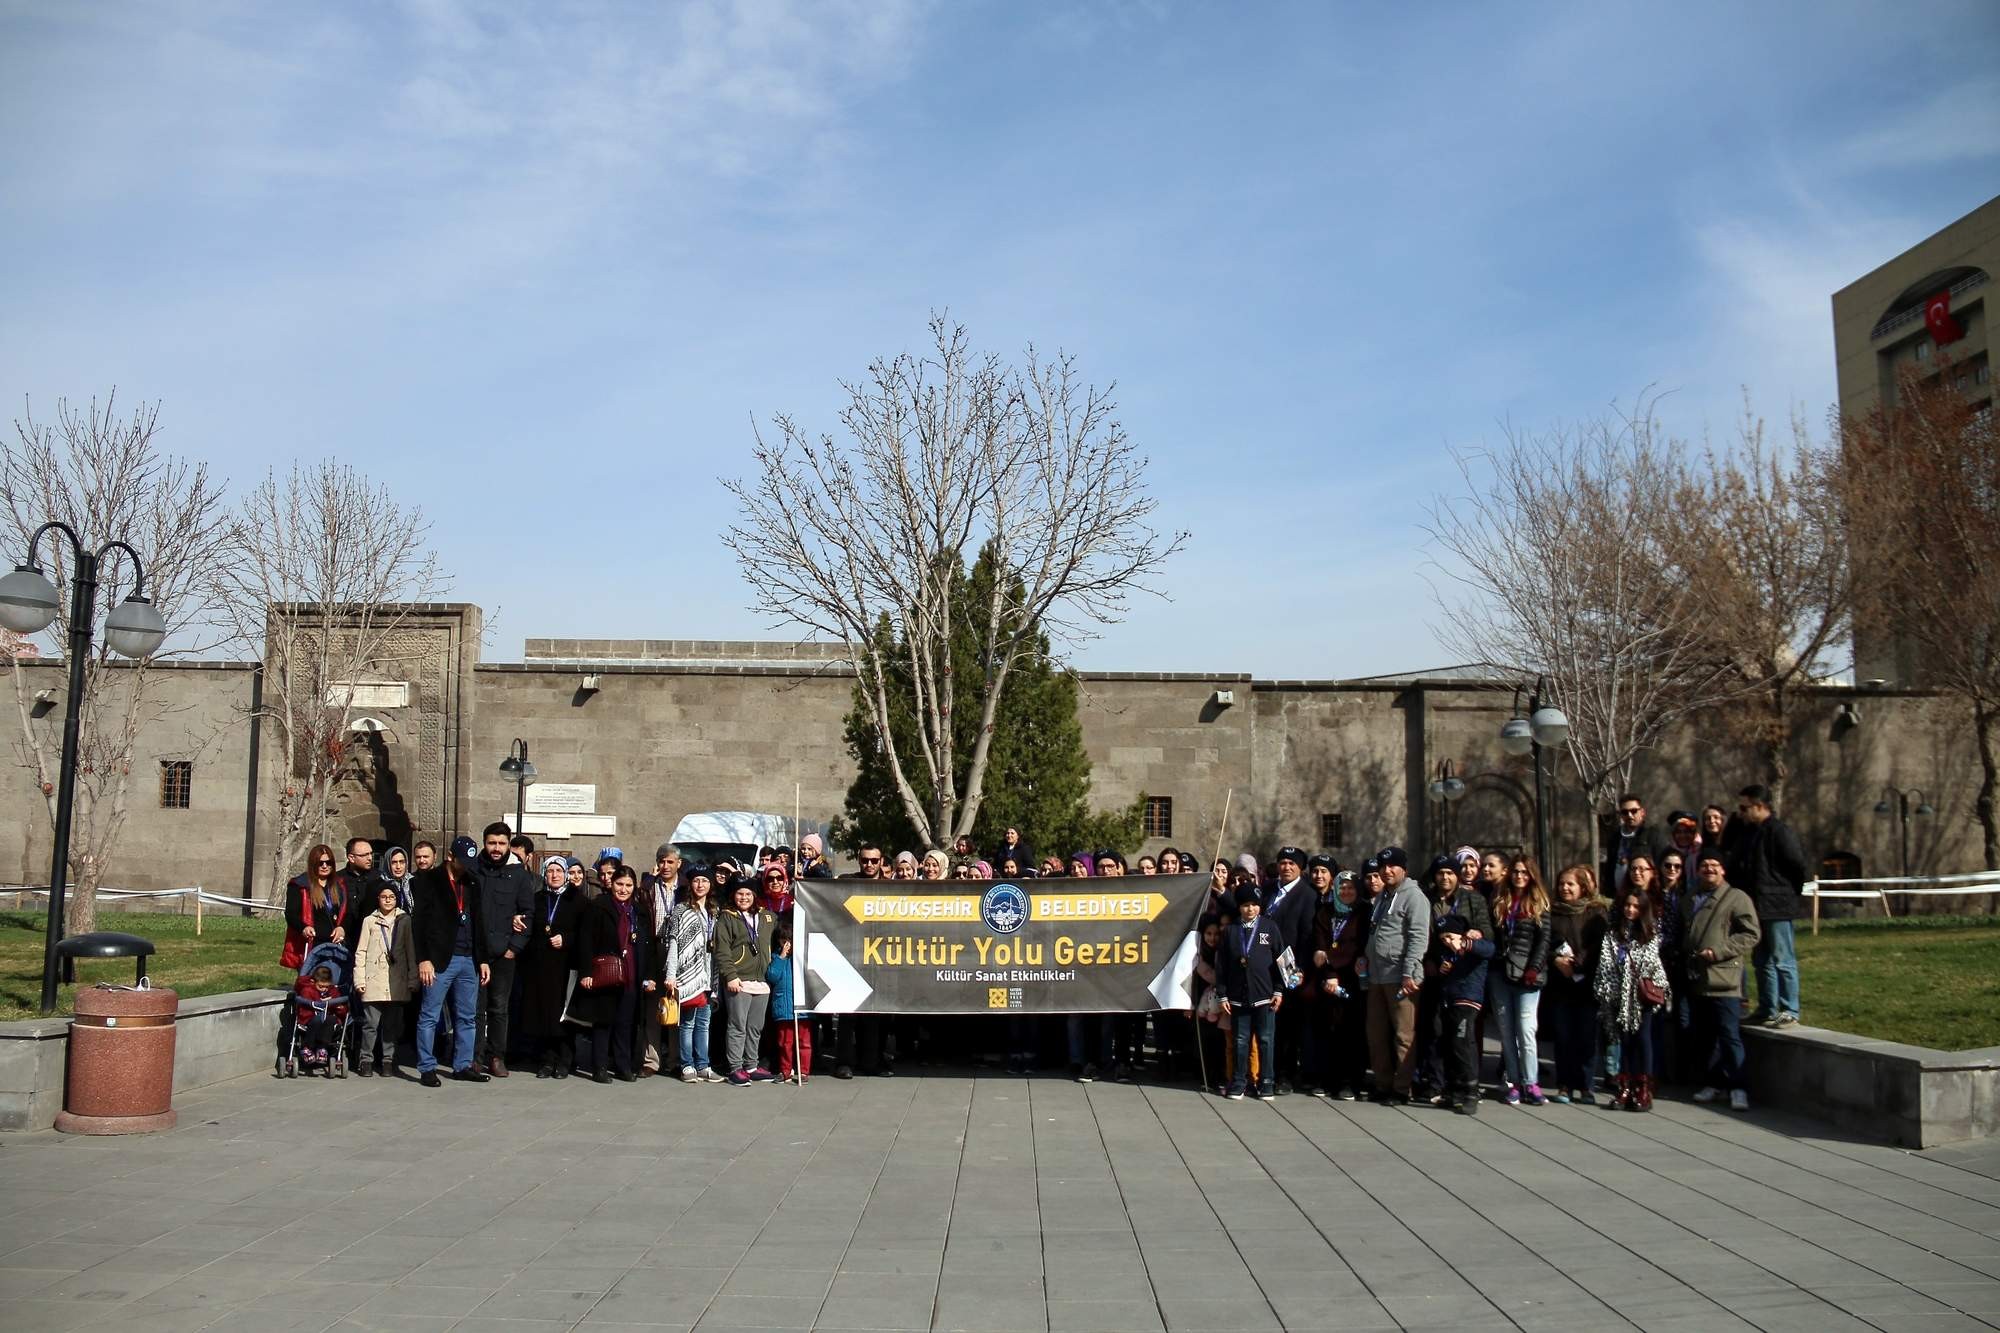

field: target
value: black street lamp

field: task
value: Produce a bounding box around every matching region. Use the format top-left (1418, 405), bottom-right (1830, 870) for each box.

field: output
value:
top-left (1872, 786), bottom-right (1934, 878)
top-left (1498, 678), bottom-right (1569, 874)
top-left (0, 523), bottom-right (168, 1014)
top-left (498, 738), bottom-right (536, 834)
top-left (1428, 759), bottom-right (1466, 849)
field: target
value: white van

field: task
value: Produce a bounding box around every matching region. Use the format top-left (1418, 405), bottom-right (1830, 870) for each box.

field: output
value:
top-left (669, 810), bottom-right (835, 873)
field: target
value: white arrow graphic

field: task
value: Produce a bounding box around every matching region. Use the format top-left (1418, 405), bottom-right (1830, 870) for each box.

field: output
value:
top-left (1146, 930), bottom-right (1199, 1011)
top-left (804, 931), bottom-right (875, 1014)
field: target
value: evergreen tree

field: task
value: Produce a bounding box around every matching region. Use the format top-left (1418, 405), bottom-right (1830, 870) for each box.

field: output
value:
top-left (832, 545), bottom-right (1143, 860)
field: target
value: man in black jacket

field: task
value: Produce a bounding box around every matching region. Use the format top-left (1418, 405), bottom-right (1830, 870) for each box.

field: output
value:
top-left (412, 861), bottom-right (493, 1086)
top-left (1600, 793), bottom-right (1652, 894)
top-left (470, 822), bottom-right (536, 1076)
top-left (1727, 784), bottom-right (1810, 1027)
top-left (1260, 847), bottom-right (1313, 1093)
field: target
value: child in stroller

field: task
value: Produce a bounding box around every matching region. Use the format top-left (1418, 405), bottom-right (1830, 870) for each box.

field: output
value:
top-left (280, 941), bottom-right (354, 1078)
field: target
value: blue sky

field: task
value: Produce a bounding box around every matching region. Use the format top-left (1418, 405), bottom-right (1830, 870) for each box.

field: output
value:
top-left (3, 1), bottom-right (1996, 678)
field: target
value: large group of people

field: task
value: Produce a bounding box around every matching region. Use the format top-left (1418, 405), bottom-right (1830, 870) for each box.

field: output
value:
top-left (279, 784), bottom-right (1810, 1113)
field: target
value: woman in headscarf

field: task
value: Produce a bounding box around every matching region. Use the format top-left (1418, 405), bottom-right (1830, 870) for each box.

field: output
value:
top-left (1067, 852), bottom-right (1095, 879)
top-left (894, 851), bottom-right (920, 881)
top-left (371, 846), bottom-right (414, 912)
top-left (522, 854), bottom-right (586, 1078)
top-left (569, 864), bottom-right (662, 1082)
top-left (1453, 846), bottom-right (1481, 891)
top-left (921, 849), bottom-right (951, 881)
top-left (565, 856), bottom-right (591, 899)
top-left (1313, 869), bottom-right (1371, 1099)
top-left (759, 862), bottom-right (794, 917)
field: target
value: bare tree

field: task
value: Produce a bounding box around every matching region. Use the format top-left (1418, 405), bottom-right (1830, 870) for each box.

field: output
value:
top-left (218, 462), bottom-right (449, 899)
top-left (2, 394), bottom-right (232, 931)
top-left (1688, 401), bottom-right (1850, 805)
top-left (723, 316), bottom-right (1185, 847)
top-left (1836, 370), bottom-right (2000, 867)
top-left (1429, 397), bottom-right (1727, 870)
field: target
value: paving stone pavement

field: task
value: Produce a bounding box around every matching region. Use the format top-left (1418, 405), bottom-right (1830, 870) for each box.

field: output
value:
top-left (3, 1067), bottom-right (2000, 1333)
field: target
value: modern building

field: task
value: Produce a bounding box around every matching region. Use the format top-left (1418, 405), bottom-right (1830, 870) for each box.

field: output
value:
top-left (1832, 195), bottom-right (1997, 687)
top-left (2, 604), bottom-right (1985, 904)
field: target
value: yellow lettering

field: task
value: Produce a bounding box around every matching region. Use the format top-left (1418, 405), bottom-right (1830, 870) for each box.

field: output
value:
top-left (973, 937), bottom-right (993, 965)
top-left (863, 937), bottom-right (882, 966)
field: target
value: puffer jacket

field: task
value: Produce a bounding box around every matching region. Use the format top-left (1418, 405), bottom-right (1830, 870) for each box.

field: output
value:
top-left (1492, 899), bottom-right (1552, 987)
top-left (351, 908), bottom-right (417, 1003)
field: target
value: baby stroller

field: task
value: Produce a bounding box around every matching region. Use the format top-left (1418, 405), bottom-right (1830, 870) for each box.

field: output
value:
top-left (279, 941), bottom-right (354, 1078)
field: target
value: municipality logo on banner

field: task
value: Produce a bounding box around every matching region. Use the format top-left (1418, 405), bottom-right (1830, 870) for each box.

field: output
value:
top-left (981, 883), bottom-right (1028, 934)
top-left (794, 875), bottom-right (1204, 1015)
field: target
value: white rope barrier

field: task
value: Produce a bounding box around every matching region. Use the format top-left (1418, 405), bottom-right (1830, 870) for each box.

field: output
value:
top-left (5, 885), bottom-right (286, 915)
top-left (1801, 871), bottom-right (2000, 931)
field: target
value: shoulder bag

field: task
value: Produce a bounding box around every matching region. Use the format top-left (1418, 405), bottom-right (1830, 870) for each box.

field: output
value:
top-left (589, 952), bottom-right (627, 990)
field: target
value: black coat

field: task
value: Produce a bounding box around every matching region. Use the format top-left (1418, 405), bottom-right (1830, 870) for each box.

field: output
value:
top-left (285, 876), bottom-right (355, 945)
top-left (567, 893), bottom-right (662, 1028)
top-left (411, 866), bottom-right (490, 972)
top-left (1493, 903), bottom-right (1553, 987)
top-left (1601, 821), bottom-right (1654, 895)
top-left (469, 855), bottom-right (536, 958)
top-left (1726, 815), bottom-right (1810, 923)
top-left (1218, 917), bottom-right (1286, 1008)
top-left (520, 887), bottom-right (586, 1038)
top-left (1259, 877), bottom-right (1313, 961)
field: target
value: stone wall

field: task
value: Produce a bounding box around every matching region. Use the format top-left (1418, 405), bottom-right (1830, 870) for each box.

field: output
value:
top-left (2, 607), bottom-right (1991, 896)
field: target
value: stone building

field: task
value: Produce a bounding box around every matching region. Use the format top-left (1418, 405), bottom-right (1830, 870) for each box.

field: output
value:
top-left (1, 604), bottom-right (1986, 901)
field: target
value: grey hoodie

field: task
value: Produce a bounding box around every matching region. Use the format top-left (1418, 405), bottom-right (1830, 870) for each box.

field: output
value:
top-left (1365, 876), bottom-right (1431, 986)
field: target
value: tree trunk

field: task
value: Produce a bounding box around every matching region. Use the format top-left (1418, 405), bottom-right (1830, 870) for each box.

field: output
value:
top-left (66, 859), bottom-right (98, 935)
top-left (1764, 680), bottom-right (1790, 809)
top-left (1977, 701), bottom-right (1999, 872)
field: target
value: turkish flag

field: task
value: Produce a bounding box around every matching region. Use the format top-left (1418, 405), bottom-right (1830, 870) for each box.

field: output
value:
top-left (1924, 290), bottom-right (1965, 345)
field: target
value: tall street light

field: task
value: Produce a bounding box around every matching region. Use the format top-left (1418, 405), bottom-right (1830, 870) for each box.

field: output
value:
top-left (1872, 786), bottom-right (1934, 878)
top-left (1498, 678), bottom-right (1569, 874)
top-left (498, 738), bottom-right (536, 835)
top-left (1428, 759), bottom-right (1466, 849)
top-left (0, 524), bottom-right (168, 1013)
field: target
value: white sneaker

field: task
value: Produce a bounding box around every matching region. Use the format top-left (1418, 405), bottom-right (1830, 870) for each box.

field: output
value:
top-left (1729, 1089), bottom-right (1751, 1112)
top-left (680, 1068), bottom-right (698, 1084)
top-left (700, 1067), bottom-right (725, 1083)
top-left (1692, 1086), bottom-right (1721, 1103)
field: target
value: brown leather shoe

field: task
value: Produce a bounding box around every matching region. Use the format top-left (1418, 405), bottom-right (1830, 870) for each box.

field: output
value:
top-left (489, 1057), bottom-right (509, 1078)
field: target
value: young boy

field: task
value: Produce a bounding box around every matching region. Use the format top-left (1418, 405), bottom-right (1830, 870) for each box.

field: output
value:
top-left (768, 923), bottom-right (810, 1082)
top-left (1429, 862), bottom-right (1495, 1115)
top-left (1218, 884), bottom-right (1285, 1100)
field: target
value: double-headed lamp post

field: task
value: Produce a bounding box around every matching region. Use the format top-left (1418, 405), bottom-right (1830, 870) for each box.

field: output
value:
top-left (498, 738), bottom-right (536, 835)
top-left (1428, 759), bottom-right (1466, 848)
top-left (0, 523), bottom-right (168, 1014)
top-left (1498, 679), bottom-right (1569, 874)
top-left (1872, 786), bottom-right (1934, 879)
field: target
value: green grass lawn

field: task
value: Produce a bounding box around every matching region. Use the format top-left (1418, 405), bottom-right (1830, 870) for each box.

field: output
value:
top-left (0, 908), bottom-right (291, 1020)
top-left (1794, 915), bottom-right (2000, 1051)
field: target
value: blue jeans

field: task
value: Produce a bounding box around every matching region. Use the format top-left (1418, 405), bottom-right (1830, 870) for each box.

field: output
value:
top-left (1229, 1003), bottom-right (1277, 1095)
top-left (678, 999), bottom-right (712, 1072)
top-left (416, 954), bottom-right (479, 1073)
top-left (1489, 977), bottom-right (1542, 1089)
top-left (1752, 919), bottom-right (1799, 1020)
top-left (1694, 995), bottom-right (1747, 1090)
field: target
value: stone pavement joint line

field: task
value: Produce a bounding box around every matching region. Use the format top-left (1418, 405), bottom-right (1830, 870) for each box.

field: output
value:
top-left (1, 1067), bottom-right (1998, 1332)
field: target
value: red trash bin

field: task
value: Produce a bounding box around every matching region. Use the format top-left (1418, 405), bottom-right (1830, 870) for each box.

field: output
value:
top-left (56, 984), bottom-right (179, 1134)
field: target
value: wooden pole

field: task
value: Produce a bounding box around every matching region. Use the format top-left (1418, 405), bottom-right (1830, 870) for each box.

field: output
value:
top-left (1880, 887), bottom-right (1895, 919)
top-left (1810, 883), bottom-right (1819, 937)
top-left (1210, 788), bottom-right (1234, 873)
top-left (195, 886), bottom-right (203, 937)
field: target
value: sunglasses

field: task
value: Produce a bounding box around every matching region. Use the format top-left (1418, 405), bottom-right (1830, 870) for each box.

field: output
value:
top-left (859, 856), bottom-right (882, 864)
top-left (313, 858), bottom-right (334, 867)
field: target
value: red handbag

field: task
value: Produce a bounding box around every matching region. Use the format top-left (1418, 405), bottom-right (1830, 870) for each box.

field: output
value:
top-left (280, 928), bottom-right (307, 970)
top-left (589, 953), bottom-right (627, 990)
top-left (1638, 977), bottom-right (1666, 1007)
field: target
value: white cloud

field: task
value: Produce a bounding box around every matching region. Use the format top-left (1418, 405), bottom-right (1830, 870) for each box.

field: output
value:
top-left (1828, 75), bottom-right (2000, 175)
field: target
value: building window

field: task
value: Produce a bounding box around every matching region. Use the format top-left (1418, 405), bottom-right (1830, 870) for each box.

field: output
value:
top-left (1320, 812), bottom-right (1343, 848)
top-left (1143, 796), bottom-right (1172, 838)
top-left (1915, 339), bottom-right (1932, 361)
top-left (160, 760), bottom-right (192, 810)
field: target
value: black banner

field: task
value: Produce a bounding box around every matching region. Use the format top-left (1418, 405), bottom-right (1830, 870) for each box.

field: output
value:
top-left (792, 874), bottom-right (1206, 1014)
